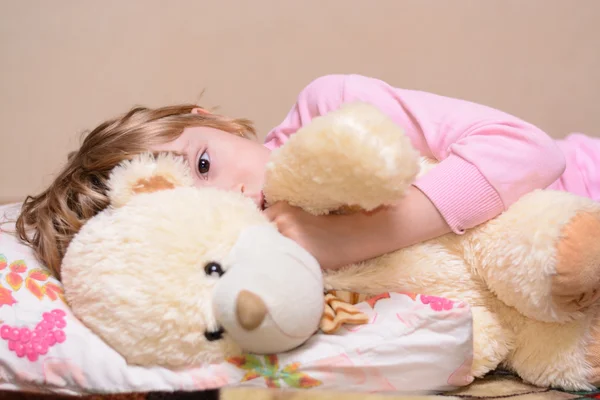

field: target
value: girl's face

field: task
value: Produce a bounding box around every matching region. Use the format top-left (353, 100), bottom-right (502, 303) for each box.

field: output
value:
top-left (152, 117), bottom-right (271, 209)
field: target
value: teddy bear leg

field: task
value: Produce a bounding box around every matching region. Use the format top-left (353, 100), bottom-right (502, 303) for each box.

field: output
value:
top-left (584, 314), bottom-right (600, 388)
top-left (506, 316), bottom-right (597, 391)
top-left (469, 306), bottom-right (513, 378)
top-left (470, 190), bottom-right (600, 323)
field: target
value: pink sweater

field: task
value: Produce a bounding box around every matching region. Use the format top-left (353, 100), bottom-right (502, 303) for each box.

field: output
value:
top-left (264, 74), bottom-right (599, 234)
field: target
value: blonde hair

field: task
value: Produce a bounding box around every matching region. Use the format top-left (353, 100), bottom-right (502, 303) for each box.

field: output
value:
top-left (15, 104), bottom-right (256, 280)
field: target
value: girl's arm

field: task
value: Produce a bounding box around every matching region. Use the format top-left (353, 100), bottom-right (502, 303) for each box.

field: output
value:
top-left (264, 74), bottom-right (566, 269)
top-left (264, 186), bottom-right (448, 270)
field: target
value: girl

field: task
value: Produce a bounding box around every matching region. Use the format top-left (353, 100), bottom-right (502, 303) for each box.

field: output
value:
top-left (15, 74), bottom-right (599, 284)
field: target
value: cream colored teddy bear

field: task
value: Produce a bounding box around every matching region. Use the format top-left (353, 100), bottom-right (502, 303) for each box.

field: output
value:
top-left (62, 102), bottom-right (600, 391)
top-left (263, 102), bottom-right (600, 391)
top-left (61, 153), bottom-right (328, 367)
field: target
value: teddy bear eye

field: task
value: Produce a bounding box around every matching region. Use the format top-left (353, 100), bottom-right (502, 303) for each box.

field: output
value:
top-left (204, 262), bottom-right (224, 278)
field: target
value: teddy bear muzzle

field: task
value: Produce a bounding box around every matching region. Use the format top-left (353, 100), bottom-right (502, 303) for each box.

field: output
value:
top-left (211, 224), bottom-right (325, 355)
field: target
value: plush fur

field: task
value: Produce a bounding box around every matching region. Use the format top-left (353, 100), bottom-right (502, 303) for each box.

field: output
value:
top-left (62, 154), bottom-right (324, 368)
top-left (263, 102), bottom-right (600, 390)
top-left (62, 102), bottom-right (600, 391)
top-left (62, 154), bottom-right (269, 366)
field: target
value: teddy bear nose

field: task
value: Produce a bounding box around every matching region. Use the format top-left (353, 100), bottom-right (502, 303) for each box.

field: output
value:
top-left (236, 290), bottom-right (268, 331)
top-left (204, 327), bottom-right (225, 341)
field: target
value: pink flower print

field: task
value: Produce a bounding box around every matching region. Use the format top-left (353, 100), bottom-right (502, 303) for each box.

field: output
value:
top-left (43, 358), bottom-right (88, 388)
top-left (188, 365), bottom-right (231, 390)
top-left (447, 356), bottom-right (475, 386)
top-left (420, 295), bottom-right (455, 311)
top-left (344, 312), bottom-right (378, 333)
top-left (1, 309), bottom-right (67, 361)
top-left (311, 353), bottom-right (395, 390)
top-left (14, 358), bottom-right (88, 390)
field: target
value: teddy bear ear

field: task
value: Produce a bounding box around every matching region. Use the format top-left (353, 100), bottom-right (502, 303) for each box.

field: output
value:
top-left (107, 152), bottom-right (194, 208)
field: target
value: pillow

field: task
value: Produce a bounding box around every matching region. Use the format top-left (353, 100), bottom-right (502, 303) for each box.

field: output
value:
top-left (0, 203), bottom-right (474, 396)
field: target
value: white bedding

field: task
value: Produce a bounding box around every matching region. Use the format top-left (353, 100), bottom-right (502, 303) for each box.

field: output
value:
top-left (0, 203), bottom-right (474, 395)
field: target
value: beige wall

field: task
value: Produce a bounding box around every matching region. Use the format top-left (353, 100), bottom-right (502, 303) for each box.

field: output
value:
top-left (1, 0), bottom-right (599, 204)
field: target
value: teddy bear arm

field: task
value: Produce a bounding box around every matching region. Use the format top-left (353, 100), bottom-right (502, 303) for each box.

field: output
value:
top-left (262, 102), bottom-right (420, 215)
top-left (468, 190), bottom-right (600, 323)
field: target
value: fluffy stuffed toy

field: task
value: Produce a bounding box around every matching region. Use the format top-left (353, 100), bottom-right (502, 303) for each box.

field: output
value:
top-left (61, 154), bottom-right (330, 366)
top-left (62, 102), bottom-right (600, 391)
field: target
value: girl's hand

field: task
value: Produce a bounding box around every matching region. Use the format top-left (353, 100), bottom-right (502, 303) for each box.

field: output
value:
top-left (263, 186), bottom-right (451, 270)
top-left (263, 202), bottom-right (366, 270)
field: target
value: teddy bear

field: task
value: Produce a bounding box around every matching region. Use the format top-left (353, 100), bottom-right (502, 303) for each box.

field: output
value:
top-left (262, 102), bottom-right (600, 390)
top-left (60, 153), bottom-right (333, 367)
top-left (61, 101), bottom-right (600, 391)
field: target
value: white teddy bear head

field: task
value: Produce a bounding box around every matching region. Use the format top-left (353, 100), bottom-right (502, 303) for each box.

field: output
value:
top-left (61, 153), bottom-right (324, 368)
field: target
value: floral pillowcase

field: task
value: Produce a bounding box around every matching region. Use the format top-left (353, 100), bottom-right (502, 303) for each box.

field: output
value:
top-left (0, 203), bottom-right (474, 396)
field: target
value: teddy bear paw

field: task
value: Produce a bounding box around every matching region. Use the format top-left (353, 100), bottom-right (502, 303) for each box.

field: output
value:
top-left (552, 210), bottom-right (600, 315)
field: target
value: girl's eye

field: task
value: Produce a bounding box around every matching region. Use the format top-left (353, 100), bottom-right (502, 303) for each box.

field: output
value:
top-left (198, 152), bottom-right (210, 176)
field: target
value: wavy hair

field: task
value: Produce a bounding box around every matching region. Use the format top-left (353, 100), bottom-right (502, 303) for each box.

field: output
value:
top-left (15, 104), bottom-right (256, 279)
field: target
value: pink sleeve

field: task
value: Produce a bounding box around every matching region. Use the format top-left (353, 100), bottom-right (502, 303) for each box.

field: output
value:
top-left (264, 74), bottom-right (566, 233)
